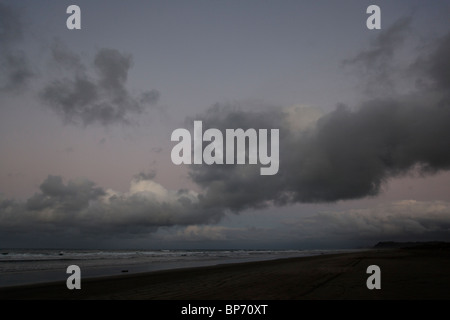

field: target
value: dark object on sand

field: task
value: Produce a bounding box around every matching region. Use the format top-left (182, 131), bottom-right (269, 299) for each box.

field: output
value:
top-left (121, 270), bottom-right (129, 273)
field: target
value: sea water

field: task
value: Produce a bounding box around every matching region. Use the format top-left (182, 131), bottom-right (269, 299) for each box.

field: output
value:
top-left (0, 248), bottom-right (359, 287)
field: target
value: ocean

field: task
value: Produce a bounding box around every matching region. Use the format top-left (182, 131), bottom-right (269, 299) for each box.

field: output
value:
top-left (0, 248), bottom-right (358, 287)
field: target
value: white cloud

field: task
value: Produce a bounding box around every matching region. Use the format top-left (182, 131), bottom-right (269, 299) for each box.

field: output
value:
top-left (283, 104), bottom-right (323, 133)
top-left (0, 175), bottom-right (223, 238)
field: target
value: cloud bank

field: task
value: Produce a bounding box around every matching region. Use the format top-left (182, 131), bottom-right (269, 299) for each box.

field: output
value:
top-left (0, 174), bottom-right (223, 240)
top-left (1, 17), bottom-right (450, 246)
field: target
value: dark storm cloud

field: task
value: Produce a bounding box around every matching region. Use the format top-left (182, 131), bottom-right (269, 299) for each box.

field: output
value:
top-left (191, 96), bottom-right (450, 211)
top-left (0, 3), bottom-right (34, 92)
top-left (188, 28), bottom-right (450, 211)
top-left (40, 43), bottom-right (160, 126)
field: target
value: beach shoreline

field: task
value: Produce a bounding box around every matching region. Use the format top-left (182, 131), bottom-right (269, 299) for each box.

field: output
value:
top-left (1, 247), bottom-right (450, 300)
top-left (0, 248), bottom-right (353, 288)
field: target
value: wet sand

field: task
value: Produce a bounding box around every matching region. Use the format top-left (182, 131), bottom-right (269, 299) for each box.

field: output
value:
top-left (1, 248), bottom-right (450, 300)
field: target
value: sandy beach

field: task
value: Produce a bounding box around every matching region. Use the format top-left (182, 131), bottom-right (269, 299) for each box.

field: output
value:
top-left (0, 248), bottom-right (449, 300)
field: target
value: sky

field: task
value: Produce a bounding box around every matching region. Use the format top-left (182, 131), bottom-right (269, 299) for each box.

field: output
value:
top-left (1, 0), bottom-right (450, 249)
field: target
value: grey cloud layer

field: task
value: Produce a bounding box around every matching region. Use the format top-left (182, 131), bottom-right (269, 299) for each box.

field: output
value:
top-left (40, 43), bottom-right (160, 126)
top-left (0, 3), bottom-right (160, 126)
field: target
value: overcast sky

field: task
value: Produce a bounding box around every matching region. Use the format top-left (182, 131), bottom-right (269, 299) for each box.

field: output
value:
top-left (1, 0), bottom-right (450, 249)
